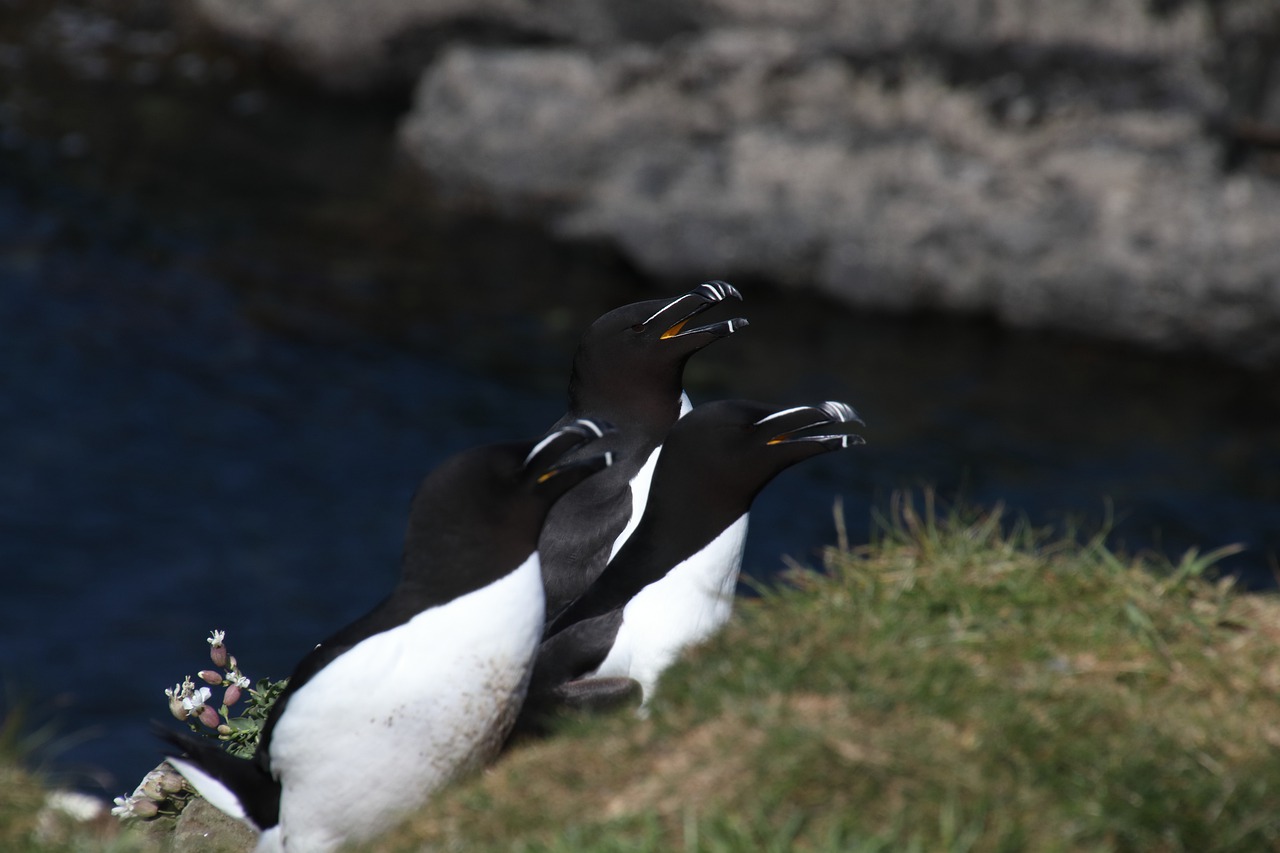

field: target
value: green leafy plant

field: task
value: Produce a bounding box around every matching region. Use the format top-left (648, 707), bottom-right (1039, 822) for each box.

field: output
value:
top-left (159, 630), bottom-right (288, 756)
top-left (216, 676), bottom-right (289, 760)
top-left (111, 631), bottom-right (286, 823)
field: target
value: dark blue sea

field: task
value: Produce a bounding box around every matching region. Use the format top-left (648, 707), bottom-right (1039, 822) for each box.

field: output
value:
top-left (1, 1), bottom-right (1277, 801)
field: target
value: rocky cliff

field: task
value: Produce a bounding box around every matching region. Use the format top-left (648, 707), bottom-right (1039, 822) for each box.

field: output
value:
top-left (193, 0), bottom-right (1280, 365)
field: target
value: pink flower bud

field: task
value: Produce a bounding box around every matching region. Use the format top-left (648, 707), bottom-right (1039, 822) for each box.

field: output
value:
top-left (210, 644), bottom-right (228, 669)
top-left (198, 670), bottom-right (223, 685)
top-left (140, 775), bottom-right (164, 801)
top-left (168, 696), bottom-right (189, 721)
top-left (217, 724), bottom-right (232, 735)
top-left (131, 798), bottom-right (159, 819)
top-left (223, 684), bottom-right (242, 707)
top-left (197, 704), bottom-right (221, 729)
top-left (158, 769), bottom-right (186, 795)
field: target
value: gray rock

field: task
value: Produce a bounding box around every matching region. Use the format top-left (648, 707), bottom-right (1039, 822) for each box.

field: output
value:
top-left (189, 0), bottom-right (1280, 364)
top-left (398, 21), bottom-right (1280, 365)
top-left (171, 795), bottom-right (258, 852)
top-left (189, 0), bottom-right (1211, 92)
top-left (187, 0), bottom-right (698, 90)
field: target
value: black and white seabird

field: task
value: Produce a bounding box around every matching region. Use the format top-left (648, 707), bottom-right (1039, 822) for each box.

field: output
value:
top-left (162, 419), bottom-right (614, 853)
top-left (519, 400), bottom-right (864, 725)
top-left (538, 281), bottom-right (747, 625)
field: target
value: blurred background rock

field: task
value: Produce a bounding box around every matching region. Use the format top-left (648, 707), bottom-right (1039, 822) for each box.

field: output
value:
top-left (197, 0), bottom-right (1280, 364)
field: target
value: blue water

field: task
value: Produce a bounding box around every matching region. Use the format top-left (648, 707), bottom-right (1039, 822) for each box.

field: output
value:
top-left (1, 4), bottom-right (1277, 800)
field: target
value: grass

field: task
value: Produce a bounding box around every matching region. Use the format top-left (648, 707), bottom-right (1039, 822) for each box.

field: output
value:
top-left (0, 760), bottom-right (147, 853)
top-left (384, 495), bottom-right (1280, 852)
top-left (3, 496), bottom-right (1279, 851)
top-left (0, 699), bottom-right (144, 853)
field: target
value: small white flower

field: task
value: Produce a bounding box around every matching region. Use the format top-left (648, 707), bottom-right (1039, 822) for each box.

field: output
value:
top-left (165, 676), bottom-right (196, 701)
top-left (230, 674), bottom-right (250, 689)
top-left (164, 681), bottom-right (192, 720)
top-left (110, 795), bottom-right (135, 819)
top-left (208, 631), bottom-right (230, 667)
top-left (181, 686), bottom-right (212, 712)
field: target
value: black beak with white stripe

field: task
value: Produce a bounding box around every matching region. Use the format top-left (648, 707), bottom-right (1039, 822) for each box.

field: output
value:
top-left (633, 280), bottom-right (747, 344)
top-left (526, 418), bottom-right (617, 498)
top-left (563, 280), bottom-right (747, 422)
top-left (757, 400), bottom-right (866, 451)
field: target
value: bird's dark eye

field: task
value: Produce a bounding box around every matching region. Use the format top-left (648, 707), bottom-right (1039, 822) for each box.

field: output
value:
top-left (630, 324), bottom-right (645, 333)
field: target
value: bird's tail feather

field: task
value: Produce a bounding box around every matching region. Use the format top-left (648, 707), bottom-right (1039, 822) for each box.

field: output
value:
top-left (154, 724), bottom-right (280, 831)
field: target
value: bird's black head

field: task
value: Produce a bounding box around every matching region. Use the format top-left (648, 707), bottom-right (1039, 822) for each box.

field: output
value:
top-left (546, 400), bottom-right (865, 636)
top-left (566, 281), bottom-right (747, 426)
top-left (400, 418), bottom-right (616, 590)
top-left (650, 399), bottom-right (865, 522)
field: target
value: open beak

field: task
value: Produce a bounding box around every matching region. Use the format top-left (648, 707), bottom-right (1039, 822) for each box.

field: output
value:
top-left (640, 280), bottom-right (748, 341)
top-left (758, 401), bottom-right (866, 449)
top-left (526, 418), bottom-right (616, 485)
top-left (536, 451), bottom-right (614, 485)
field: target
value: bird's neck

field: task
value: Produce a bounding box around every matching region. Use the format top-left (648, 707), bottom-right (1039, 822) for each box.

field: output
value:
top-left (567, 373), bottom-right (685, 431)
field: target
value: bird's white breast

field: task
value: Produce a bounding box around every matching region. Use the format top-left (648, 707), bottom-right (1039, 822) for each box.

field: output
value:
top-left (593, 513), bottom-right (749, 701)
top-left (608, 444), bottom-right (661, 562)
top-left (267, 554), bottom-right (544, 852)
top-left (606, 391), bottom-right (692, 562)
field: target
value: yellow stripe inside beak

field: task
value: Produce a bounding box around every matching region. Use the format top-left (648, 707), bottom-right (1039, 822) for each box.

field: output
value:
top-left (660, 319), bottom-right (689, 340)
top-left (537, 469), bottom-right (559, 484)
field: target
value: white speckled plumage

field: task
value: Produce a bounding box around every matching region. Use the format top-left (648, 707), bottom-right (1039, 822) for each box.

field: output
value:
top-left (267, 554), bottom-right (542, 852)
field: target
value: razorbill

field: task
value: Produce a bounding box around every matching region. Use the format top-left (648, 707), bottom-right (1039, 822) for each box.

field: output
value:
top-left (520, 400), bottom-right (864, 725)
top-left (162, 418), bottom-right (614, 853)
top-left (538, 281), bottom-right (747, 625)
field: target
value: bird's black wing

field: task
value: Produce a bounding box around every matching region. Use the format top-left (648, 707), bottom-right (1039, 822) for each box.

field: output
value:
top-left (154, 724), bottom-right (281, 830)
top-left (509, 610), bottom-right (628, 739)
